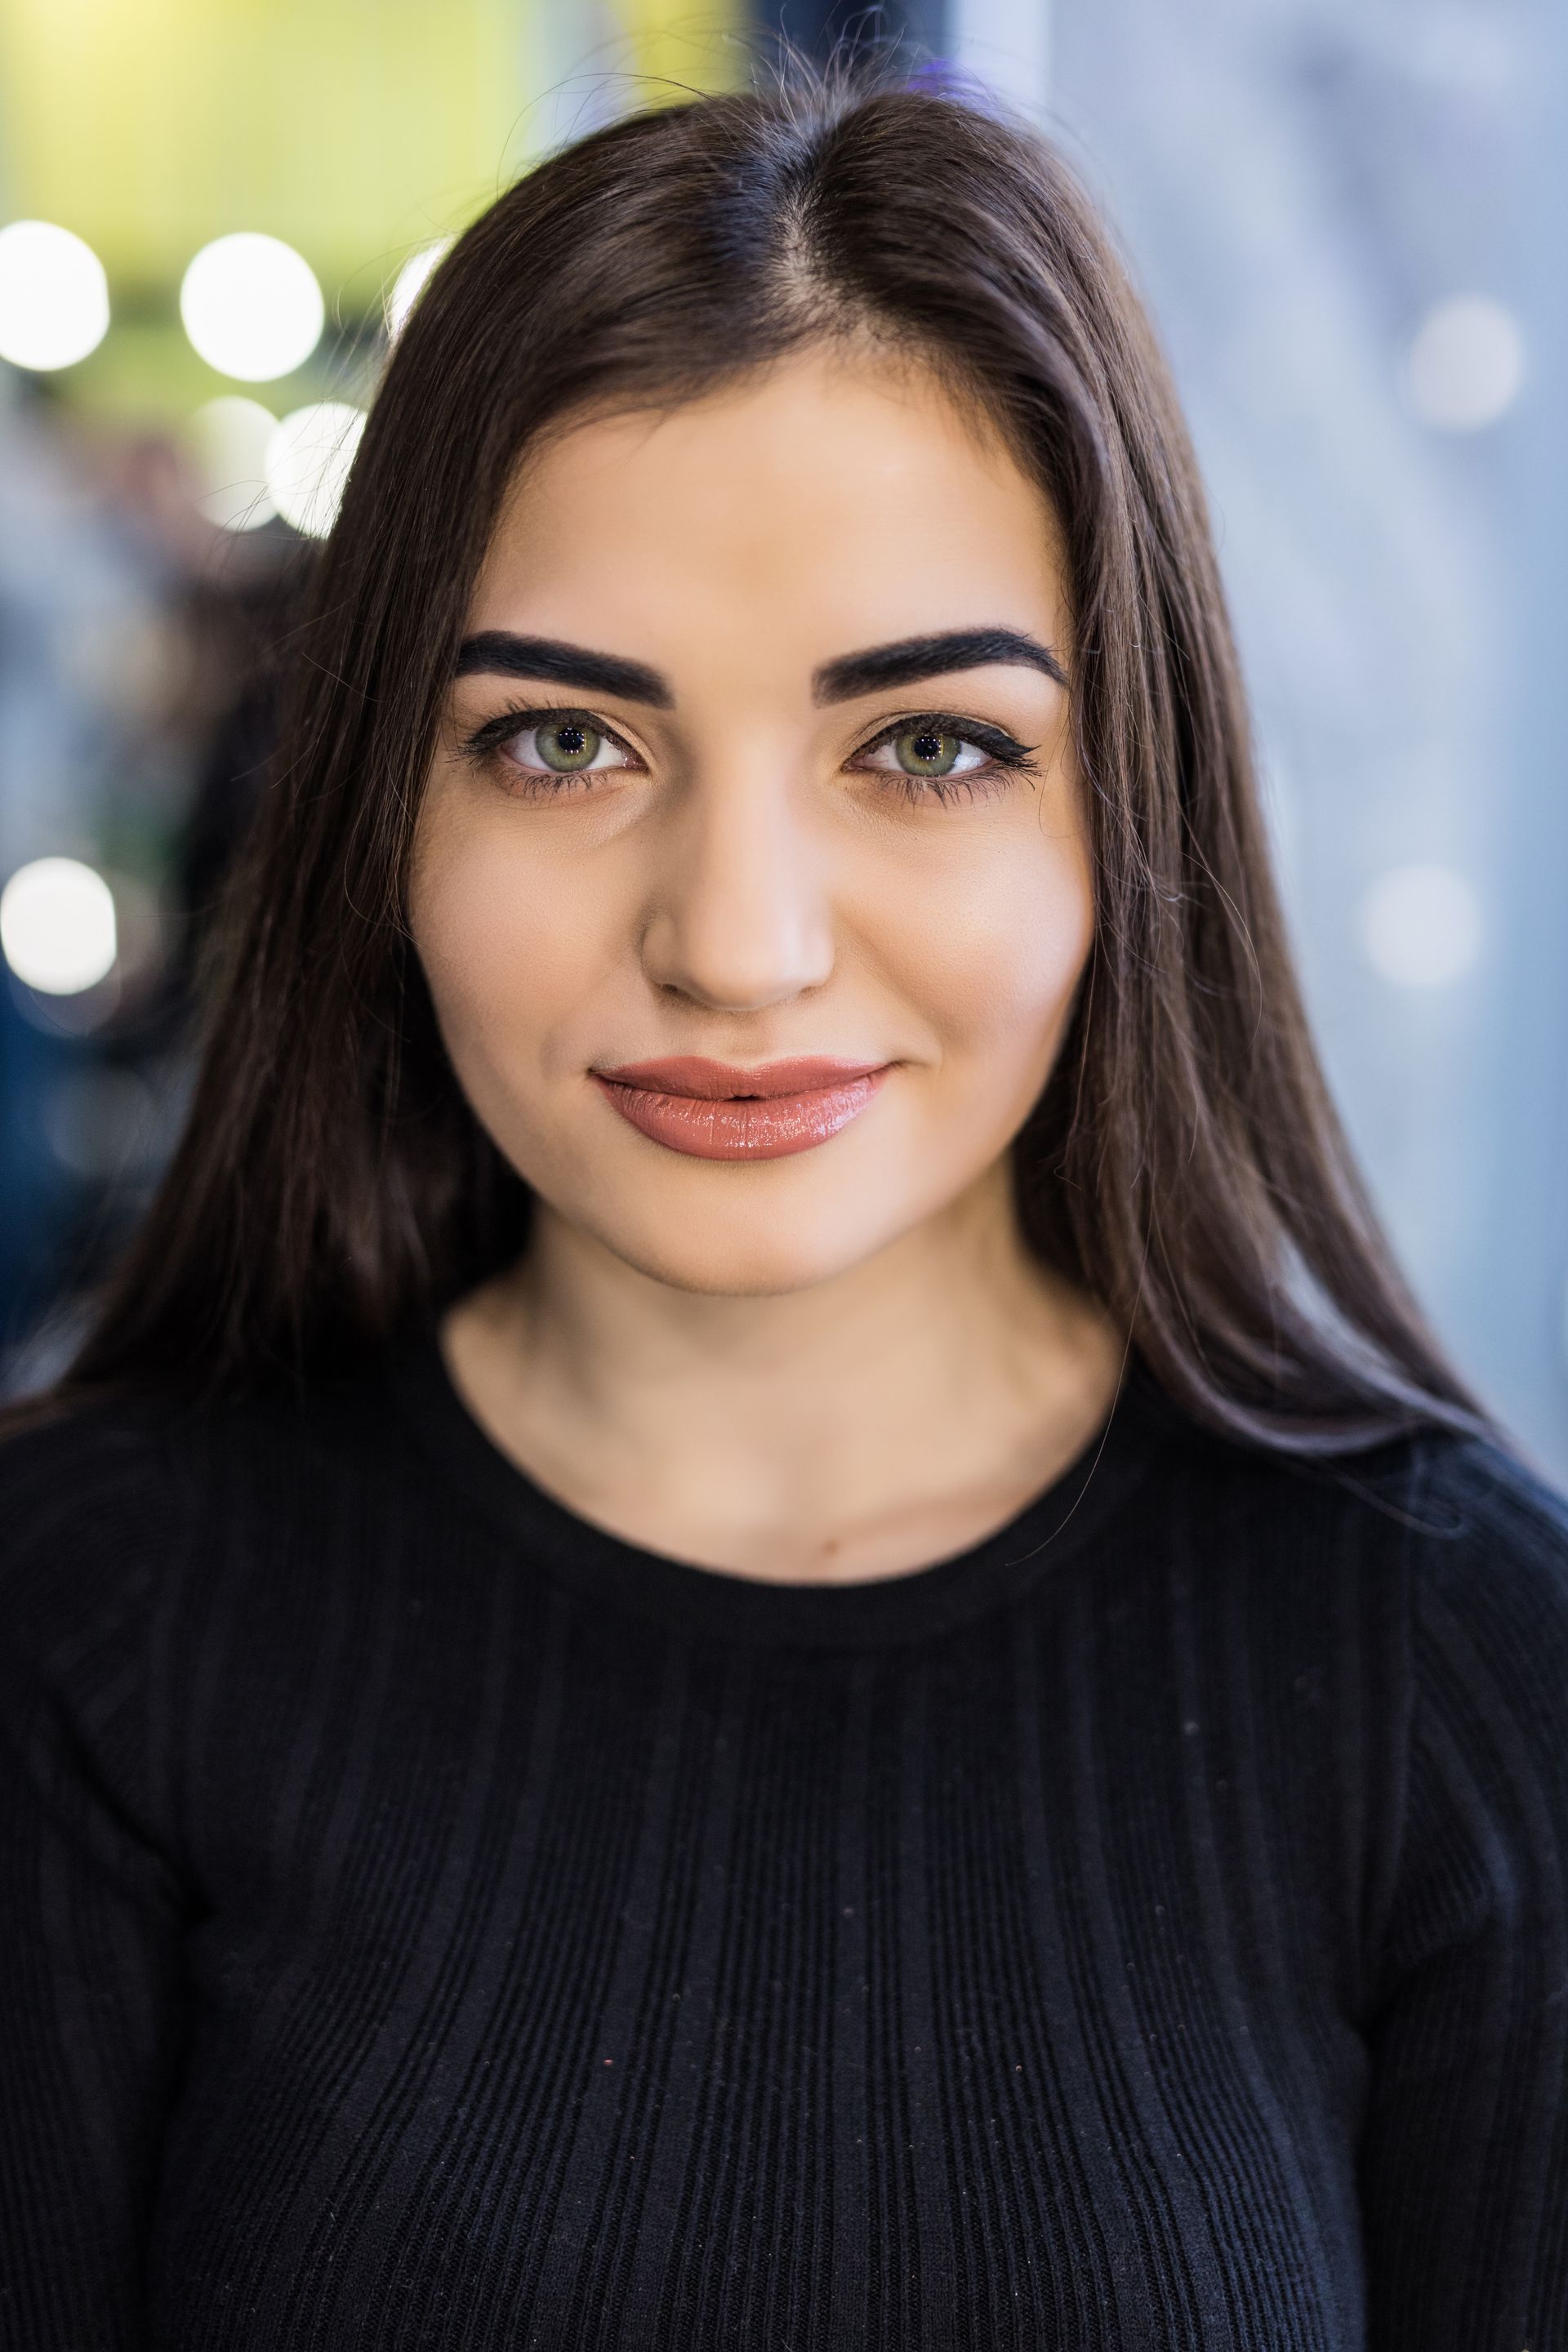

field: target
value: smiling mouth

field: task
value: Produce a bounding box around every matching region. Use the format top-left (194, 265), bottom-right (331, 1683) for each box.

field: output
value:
top-left (591, 1055), bottom-right (892, 1161)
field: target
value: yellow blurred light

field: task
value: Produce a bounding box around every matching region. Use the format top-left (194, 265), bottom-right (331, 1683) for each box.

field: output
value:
top-left (265, 401), bottom-right (367, 537)
top-left (0, 0), bottom-right (745, 302)
top-left (187, 396), bottom-right (279, 530)
top-left (180, 233), bottom-right (324, 382)
top-left (1, 857), bottom-right (118, 995)
top-left (0, 219), bottom-right (109, 371)
top-left (385, 238), bottom-right (453, 339)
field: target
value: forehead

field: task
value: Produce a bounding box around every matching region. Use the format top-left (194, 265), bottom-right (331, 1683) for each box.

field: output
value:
top-left (466, 348), bottom-right (1070, 681)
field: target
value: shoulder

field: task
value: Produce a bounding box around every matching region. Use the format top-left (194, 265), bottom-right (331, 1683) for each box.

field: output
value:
top-left (1316, 1429), bottom-right (1568, 1996)
top-left (0, 1370), bottom-right (395, 1668)
top-left (1141, 1371), bottom-right (1568, 1614)
top-left (0, 1365), bottom-right (421, 1864)
top-left (0, 1392), bottom-right (199, 1646)
top-left (1419, 1423), bottom-right (1568, 1568)
top-left (0, 1395), bottom-right (209, 1839)
top-left (1130, 1379), bottom-right (1568, 1723)
top-left (1390, 1428), bottom-right (1568, 1726)
top-left (1253, 1418), bottom-right (1568, 1793)
top-left (1306, 1419), bottom-right (1568, 1650)
top-left (1140, 1400), bottom-right (1568, 1944)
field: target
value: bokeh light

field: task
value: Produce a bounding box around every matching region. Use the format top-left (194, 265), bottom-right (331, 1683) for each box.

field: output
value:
top-left (180, 233), bottom-right (325, 381)
top-left (264, 401), bottom-right (367, 536)
top-left (385, 238), bottom-right (452, 338)
top-left (187, 396), bottom-right (278, 530)
top-left (0, 220), bottom-right (110, 372)
top-left (0, 858), bottom-right (118, 995)
top-left (1359, 862), bottom-right (1482, 989)
top-left (1406, 295), bottom-right (1525, 430)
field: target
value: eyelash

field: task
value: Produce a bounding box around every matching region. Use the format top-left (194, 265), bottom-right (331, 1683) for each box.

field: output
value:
top-left (457, 702), bottom-right (1040, 804)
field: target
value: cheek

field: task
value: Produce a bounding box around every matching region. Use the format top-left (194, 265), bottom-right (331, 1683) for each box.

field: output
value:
top-left (886, 829), bottom-right (1094, 1081)
top-left (408, 821), bottom-right (605, 1083)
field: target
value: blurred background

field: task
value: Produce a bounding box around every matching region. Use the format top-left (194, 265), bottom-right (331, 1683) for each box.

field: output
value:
top-left (0, 0), bottom-right (1563, 1474)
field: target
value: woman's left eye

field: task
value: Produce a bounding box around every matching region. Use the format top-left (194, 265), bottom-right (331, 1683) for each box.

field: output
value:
top-left (862, 724), bottom-right (992, 781)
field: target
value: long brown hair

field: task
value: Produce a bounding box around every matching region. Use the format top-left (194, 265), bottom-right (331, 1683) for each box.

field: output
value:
top-left (38, 64), bottom-right (1490, 1453)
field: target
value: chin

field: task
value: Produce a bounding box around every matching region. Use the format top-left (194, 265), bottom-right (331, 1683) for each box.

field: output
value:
top-left (588, 1188), bottom-right (917, 1299)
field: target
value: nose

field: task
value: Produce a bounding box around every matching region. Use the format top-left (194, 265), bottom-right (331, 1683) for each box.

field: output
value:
top-left (639, 770), bottom-right (835, 1013)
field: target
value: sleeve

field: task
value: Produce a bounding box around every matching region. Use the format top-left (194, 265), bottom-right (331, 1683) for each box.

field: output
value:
top-left (1358, 1454), bottom-right (1568, 2352)
top-left (0, 1433), bottom-right (195, 2351)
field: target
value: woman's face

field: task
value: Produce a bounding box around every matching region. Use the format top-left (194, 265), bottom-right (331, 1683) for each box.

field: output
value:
top-left (410, 347), bottom-right (1094, 1295)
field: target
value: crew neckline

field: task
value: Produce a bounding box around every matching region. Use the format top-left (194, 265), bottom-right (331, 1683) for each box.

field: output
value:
top-left (385, 1331), bottom-right (1171, 1650)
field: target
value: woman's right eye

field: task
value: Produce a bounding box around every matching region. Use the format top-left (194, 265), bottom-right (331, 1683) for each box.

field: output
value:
top-left (497, 714), bottom-right (635, 777)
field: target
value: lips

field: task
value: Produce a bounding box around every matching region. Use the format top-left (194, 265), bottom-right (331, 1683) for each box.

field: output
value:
top-left (592, 1055), bottom-right (891, 1161)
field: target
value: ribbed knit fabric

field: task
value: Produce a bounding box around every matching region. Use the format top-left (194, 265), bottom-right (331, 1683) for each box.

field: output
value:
top-left (2, 1338), bottom-right (1566, 2351)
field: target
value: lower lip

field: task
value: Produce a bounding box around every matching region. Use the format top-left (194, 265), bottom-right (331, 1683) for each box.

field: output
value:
top-left (593, 1069), bottom-right (889, 1160)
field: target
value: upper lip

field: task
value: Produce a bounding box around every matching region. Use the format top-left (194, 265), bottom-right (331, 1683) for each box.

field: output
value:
top-left (594, 1055), bottom-right (889, 1099)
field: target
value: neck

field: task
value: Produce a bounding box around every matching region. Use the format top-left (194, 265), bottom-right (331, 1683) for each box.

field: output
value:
top-left (441, 1161), bottom-right (1127, 1582)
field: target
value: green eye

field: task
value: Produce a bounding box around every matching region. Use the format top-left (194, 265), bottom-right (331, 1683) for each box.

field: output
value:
top-left (535, 718), bottom-right (602, 772)
top-left (893, 725), bottom-right (964, 777)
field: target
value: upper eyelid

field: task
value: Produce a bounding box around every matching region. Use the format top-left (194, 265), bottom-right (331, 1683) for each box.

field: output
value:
top-left (850, 711), bottom-right (1036, 756)
top-left (459, 702), bottom-right (1032, 766)
top-left (460, 703), bottom-right (643, 759)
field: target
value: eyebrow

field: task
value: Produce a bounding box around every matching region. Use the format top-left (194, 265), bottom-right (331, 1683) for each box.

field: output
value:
top-left (453, 631), bottom-right (674, 707)
top-left (812, 628), bottom-right (1067, 704)
top-left (451, 623), bottom-right (1068, 711)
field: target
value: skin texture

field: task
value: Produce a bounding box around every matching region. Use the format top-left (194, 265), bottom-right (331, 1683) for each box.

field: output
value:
top-left (412, 346), bottom-right (1125, 1582)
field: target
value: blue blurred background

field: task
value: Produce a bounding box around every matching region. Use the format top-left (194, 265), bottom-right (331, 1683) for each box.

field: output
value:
top-left (1, 0), bottom-right (1563, 1475)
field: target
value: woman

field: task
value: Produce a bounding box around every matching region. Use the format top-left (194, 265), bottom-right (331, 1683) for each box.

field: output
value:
top-left (3, 69), bottom-right (1565, 2351)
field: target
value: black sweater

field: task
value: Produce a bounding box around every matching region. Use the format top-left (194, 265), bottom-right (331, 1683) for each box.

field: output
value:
top-left (2, 1340), bottom-right (1566, 2351)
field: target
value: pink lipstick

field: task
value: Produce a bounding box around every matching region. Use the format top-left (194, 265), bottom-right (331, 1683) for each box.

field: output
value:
top-left (592, 1055), bottom-right (890, 1160)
